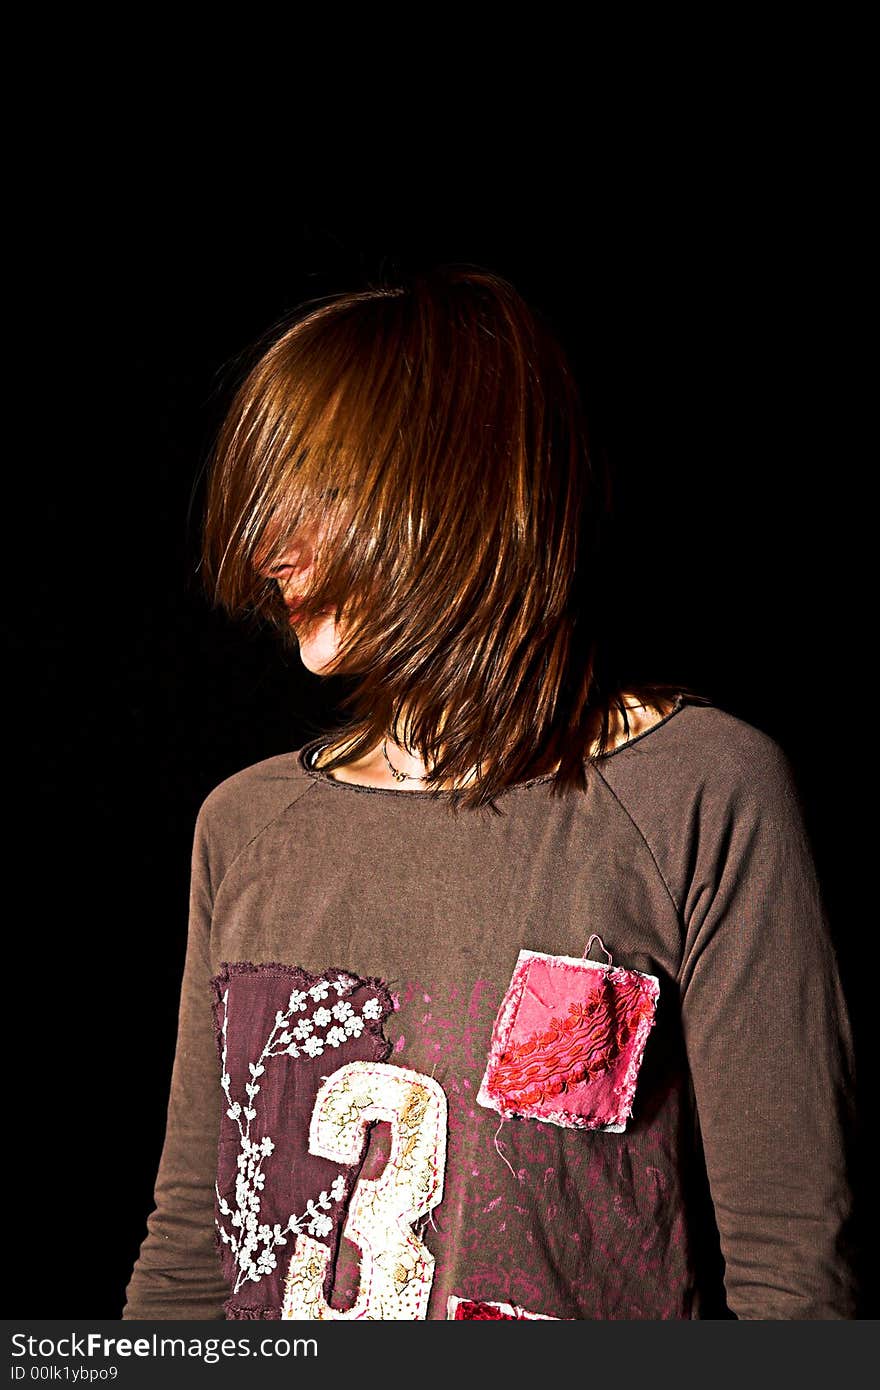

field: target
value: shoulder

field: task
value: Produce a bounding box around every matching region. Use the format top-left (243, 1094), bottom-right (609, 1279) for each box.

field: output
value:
top-left (595, 701), bottom-right (808, 904)
top-left (193, 746), bottom-right (316, 884)
top-left (600, 699), bottom-right (799, 807)
top-left (603, 700), bottom-right (795, 789)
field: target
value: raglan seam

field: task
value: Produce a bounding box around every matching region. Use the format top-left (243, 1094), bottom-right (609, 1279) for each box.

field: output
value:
top-left (591, 763), bottom-right (684, 921)
top-left (209, 778), bottom-right (319, 902)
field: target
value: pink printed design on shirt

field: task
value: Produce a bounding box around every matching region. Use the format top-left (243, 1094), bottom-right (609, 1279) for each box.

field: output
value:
top-left (477, 949), bottom-right (659, 1132)
top-left (447, 1295), bottom-right (559, 1320)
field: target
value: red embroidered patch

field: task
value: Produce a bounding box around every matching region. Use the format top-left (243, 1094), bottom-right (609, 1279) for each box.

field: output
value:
top-left (477, 949), bottom-right (659, 1132)
top-left (447, 1295), bottom-right (558, 1320)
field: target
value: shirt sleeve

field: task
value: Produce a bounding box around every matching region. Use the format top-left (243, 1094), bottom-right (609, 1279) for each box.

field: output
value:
top-left (677, 741), bottom-right (859, 1319)
top-left (122, 802), bottom-right (228, 1319)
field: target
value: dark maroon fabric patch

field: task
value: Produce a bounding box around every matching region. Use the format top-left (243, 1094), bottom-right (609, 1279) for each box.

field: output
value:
top-left (209, 962), bottom-right (393, 1320)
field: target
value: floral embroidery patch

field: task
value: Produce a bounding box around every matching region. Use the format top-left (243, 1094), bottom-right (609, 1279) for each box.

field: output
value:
top-left (447, 1296), bottom-right (558, 1320)
top-left (476, 949), bottom-right (659, 1133)
top-left (210, 962), bottom-right (394, 1319)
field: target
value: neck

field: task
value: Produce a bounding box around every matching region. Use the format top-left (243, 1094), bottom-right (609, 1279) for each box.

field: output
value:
top-left (312, 692), bottom-right (675, 792)
top-left (381, 734), bottom-right (429, 783)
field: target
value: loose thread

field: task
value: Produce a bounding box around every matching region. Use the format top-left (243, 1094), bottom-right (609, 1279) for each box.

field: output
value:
top-left (493, 1119), bottom-right (517, 1179)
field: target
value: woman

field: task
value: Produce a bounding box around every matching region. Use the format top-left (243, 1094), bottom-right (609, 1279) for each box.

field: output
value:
top-left (123, 265), bottom-right (857, 1320)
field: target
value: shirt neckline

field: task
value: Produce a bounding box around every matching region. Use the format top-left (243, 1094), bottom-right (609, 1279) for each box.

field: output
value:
top-left (295, 692), bottom-right (688, 798)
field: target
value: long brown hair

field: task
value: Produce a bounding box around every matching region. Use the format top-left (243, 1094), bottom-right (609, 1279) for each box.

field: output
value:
top-left (200, 263), bottom-right (710, 813)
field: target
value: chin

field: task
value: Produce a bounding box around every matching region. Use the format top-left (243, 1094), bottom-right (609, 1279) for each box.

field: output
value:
top-left (298, 643), bottom-right (336, 675)
top-left (299, 651), bottom-right (337, 675)
top-left (296, 617), bottom-right (345, 675)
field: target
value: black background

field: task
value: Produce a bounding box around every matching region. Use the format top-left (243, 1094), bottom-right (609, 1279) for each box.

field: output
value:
top-left (12, 175), bottom-right (871, 1320)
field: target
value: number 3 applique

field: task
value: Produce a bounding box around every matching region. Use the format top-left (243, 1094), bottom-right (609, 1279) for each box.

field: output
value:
top-left (282, 1062), bottom-right (447, 1320)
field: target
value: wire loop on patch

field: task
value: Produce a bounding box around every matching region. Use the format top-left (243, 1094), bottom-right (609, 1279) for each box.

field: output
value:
top-left (582, 932), bottom-right (613, 965)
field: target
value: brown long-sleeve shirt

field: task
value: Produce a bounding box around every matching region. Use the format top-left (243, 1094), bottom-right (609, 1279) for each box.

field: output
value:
top-left (122, 694), bottom-right (859, 1320)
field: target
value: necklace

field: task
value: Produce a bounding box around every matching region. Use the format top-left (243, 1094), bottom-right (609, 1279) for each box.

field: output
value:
top-left (381, 736), bottom-right (428, 783)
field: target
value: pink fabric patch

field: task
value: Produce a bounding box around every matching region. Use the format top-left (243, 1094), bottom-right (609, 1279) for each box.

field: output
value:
top-left (476, 949), bottom-right (659, 1132)
top-left (447, 1295), bottom-right (558, 1320)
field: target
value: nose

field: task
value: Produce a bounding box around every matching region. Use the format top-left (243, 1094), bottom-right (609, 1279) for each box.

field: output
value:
top-left (259, 528), bottom-right (317, 584)
top-left (269, 548), bottom-right (312, 579)
top-left (256, 507), bottom-right (340, 589)
top-left (272, 560), bottom-right (313, 609)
